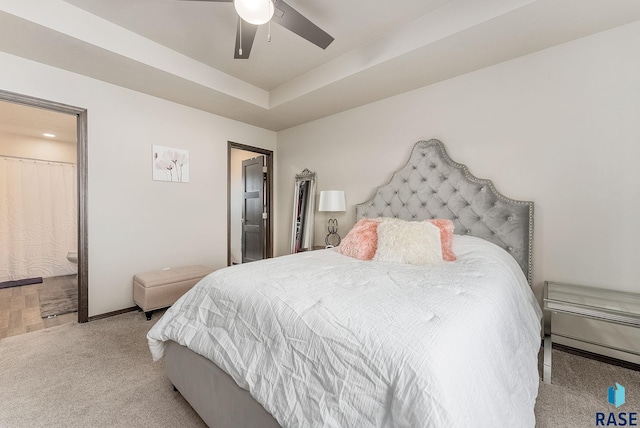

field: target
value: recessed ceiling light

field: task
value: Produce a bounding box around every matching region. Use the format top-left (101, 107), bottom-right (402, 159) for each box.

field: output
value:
top-left (43, 133), bottom-right (56, 138)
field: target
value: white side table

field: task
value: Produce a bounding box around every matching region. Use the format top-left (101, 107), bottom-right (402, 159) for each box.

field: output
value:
top-left (543, 281), bottom-right (640, 384)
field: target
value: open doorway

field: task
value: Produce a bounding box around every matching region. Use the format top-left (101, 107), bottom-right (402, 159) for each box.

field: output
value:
top-left (0, 90), bottom-right (88, 338)
top-left (227, 142), bottom-right (273, 266)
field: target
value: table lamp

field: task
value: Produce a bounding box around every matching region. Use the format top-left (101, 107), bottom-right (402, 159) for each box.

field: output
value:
top-left (318, 190), bottom-right (346, 247)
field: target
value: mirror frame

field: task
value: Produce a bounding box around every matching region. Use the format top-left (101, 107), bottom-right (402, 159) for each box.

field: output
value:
top-left (290, 169), bottom-right (316, 253)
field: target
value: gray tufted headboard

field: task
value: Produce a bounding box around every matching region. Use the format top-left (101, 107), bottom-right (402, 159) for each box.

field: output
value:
top-left (356, 139), bottom-right (534, 286)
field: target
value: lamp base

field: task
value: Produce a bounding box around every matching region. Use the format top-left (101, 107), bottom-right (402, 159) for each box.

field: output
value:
top-left (325, 232), bottom-right (341, 248)
top-left (325, 218), bottom-right (341, 247)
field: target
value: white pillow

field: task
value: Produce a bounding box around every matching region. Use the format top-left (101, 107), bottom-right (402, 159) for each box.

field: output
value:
top-left (374, 219), bottom-right (443, 265)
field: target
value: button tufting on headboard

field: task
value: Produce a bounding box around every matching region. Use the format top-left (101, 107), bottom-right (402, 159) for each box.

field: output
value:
top-left (355, 139), bottom-right (534, 286)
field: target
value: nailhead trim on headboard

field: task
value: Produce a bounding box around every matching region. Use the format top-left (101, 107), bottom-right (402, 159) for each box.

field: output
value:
top-left (355, 139), bottom-right (534, 286)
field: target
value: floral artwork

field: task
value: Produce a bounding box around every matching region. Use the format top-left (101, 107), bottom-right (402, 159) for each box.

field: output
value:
top-left (152, 145), bottom-right (190, 183)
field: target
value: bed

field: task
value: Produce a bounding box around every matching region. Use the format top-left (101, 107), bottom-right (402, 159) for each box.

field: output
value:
top-left (147, 139), bottom-right (542, 427)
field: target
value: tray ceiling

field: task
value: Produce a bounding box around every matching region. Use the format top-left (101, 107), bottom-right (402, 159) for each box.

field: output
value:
top-left (1, 0), bottom-right (639, 130)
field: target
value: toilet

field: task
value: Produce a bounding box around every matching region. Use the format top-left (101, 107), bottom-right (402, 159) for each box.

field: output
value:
top-left (67, 251), bottom-right (78, 264)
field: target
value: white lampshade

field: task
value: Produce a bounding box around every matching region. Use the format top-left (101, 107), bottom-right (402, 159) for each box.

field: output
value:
top-left (318, 191), bottom-right (346, 212)
top-left (234, 0), bottom-right (275, 25)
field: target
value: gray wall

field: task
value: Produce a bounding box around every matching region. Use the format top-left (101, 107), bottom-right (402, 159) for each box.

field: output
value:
top-left (0, 51), bottom-right (277, 317)
top-left (276, 21), bottom-right (640, 360)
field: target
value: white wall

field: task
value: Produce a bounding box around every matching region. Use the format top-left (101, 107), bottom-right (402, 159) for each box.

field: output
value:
top-left (0, 52), bottom-right (276, 317)
top-left (276, 21), bottom-right (640, 356)
top-left (0, 132), bottom-right (77, 164)
top-left (3, 16), bottom-right (639, 355)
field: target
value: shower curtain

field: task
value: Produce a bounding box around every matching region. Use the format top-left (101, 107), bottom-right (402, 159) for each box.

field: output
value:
top-left (0, 156), bottom-right (77, 282)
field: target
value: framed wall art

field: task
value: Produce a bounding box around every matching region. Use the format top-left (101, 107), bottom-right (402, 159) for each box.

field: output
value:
top-left (152, 145), bottom-right (190, 183)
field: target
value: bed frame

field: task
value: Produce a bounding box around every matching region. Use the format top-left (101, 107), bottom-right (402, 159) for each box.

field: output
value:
top-left (164, 139), bottom-right (534, 427)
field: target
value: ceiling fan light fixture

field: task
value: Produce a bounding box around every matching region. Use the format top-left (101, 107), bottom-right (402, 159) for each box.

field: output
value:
top-left (234, 0), bottom-right (274, 26)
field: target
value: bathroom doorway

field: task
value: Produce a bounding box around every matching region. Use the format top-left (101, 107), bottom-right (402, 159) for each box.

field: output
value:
top-left (0, 90), bottom-right (88, 337)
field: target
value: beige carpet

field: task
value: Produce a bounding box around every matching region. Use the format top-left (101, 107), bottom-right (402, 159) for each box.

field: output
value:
top-left (536, 349), bottom-right (640, 427)
top-left (0, 310), bottom-right (205, 428)
top-left (1, 310), bottom-right (639, 427)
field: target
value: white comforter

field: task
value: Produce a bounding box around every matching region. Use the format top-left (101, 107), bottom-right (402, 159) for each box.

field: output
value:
top-left (148, 236), bottom-right (542, 427)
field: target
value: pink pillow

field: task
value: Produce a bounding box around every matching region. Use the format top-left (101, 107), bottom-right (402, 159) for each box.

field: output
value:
top-left (429, 219), bottom-right (456, 261)
top-left (337, 219), bottom-right (379, 260)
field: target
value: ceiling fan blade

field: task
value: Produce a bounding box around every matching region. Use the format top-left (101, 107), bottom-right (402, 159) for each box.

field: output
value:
top-left (271, 0), bottom-right (334, 49)
top-left (234, 17), bottom-right (258, 59)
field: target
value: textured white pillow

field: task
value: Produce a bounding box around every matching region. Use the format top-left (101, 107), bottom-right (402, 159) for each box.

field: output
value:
top-left (374, 219), bottom-right (443, 265)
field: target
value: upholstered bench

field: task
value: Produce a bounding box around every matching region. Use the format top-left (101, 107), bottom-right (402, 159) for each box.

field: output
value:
top-left (133, 265), bottom-right (214, 320)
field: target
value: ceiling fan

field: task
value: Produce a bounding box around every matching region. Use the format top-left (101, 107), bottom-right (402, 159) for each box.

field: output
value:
top-left (180, 0), bottom-right (334, 59)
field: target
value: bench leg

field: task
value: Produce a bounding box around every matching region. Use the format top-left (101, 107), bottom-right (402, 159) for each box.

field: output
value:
top-left (145, 310), bottom-right (153, 321)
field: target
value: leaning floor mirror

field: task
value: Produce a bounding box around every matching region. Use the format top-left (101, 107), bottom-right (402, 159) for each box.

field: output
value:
top-left (291, 169), bottom-right (316, 253)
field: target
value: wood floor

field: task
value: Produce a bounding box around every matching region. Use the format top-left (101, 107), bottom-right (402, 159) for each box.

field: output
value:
top-left (0, 283), bottom-right (77, 339)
